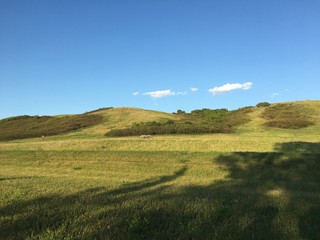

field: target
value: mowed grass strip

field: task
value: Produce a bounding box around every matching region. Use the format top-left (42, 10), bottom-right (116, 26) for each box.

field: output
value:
top-left (1, 133), bottom-right (319, 153)
top-left (1, 144), bottom-right (320, 239)
top-left (0, 151), bottom-right (225, 184)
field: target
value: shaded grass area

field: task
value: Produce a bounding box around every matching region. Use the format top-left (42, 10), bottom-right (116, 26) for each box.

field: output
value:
top-left (0, 114), bottom-right (103, 141)
top-left (262, 103), bottom-right (315, 129)
top-left (106, 107), bottom-right (253, 137)
top-left (1, 142), bottom-right (320, 239)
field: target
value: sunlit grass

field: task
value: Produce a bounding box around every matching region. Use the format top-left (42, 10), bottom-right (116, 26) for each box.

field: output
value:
top-left (1, 148), bottom-right (320, 239)
top-left (1, 101), bottom-right (320, 239)
top-left (1, 131), bottom-right (319, 153)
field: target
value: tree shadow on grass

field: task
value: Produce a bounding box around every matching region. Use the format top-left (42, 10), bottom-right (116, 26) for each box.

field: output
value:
top-left (0, 167), bottom-right (188, 239)
top-left (0, 176), bottom-right (34, 181)
top-left (0, 142), bottom-right (320, 239)
top-left (206, 141), bottom-right (320, 239)
top-left (274, 141), bottom-right (320, 154)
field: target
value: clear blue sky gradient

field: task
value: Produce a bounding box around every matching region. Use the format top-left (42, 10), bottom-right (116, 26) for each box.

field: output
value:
top-left (1, 0), bottom-right (319, 118)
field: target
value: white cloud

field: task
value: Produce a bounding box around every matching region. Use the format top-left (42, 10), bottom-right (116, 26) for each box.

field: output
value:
top-left (208, 82), bottom-right (253, 95)
top-left (144, 89), bottom-right (175, 99)
top-left (271, 92), bottom-right (279, 98)
top-left (176, 91), bottom-right (187, 96)
top-left (190, 87), bottom-right (198, 92)
top-left (133, 91), bottom-right (140, 96)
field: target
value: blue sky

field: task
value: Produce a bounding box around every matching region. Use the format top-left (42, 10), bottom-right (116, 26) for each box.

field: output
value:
top-left (1, 0), bottom-right (319, 119)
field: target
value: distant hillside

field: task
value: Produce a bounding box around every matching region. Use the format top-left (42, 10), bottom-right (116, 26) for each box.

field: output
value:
top-left (80, 107), bottom-right (179, 135)
top-left (236, 100), bottom-right (320, 136)
top-left (0, 107), bottom-right (178, 141)
top-left (105, 107), bottom-right (253, 137)
top-left (0, 100), bottom-right (319, 141)
top-left (105, 101), bottom-right (320, 137)
top-left (0, 114), bottom-right (102, 141)
top-left (261, 102), bottom-right (315, 128)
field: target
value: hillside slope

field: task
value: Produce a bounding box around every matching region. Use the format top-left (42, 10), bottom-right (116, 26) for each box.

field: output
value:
top-left (0, 114), bottom-right (103, 141)
top-left (236, 100), bottom-right (320, 138)
top-left (76, 107), bottom-right (179, 135)
top-left (101, 101), bottom-right (320, 138)
top-left (0, 101), bottom-right (319, 141)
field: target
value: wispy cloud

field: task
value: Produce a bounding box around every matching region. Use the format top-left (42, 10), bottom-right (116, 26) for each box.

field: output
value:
top-left (133, 91), bottom-right (140, 96)
top-left (190, 87), bottom-right (198, 92)
top-left (271, 92), bottom-right (279, 98)
top-left (144, 89), bottom-right (175, 99)
top-left (209, 82), bottom-right (253, 95)
top-left (176, 91), bottom-right (187, 96)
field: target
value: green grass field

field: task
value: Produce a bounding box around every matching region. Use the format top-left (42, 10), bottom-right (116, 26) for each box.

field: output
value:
top-left (1, 101), bottom-right (320, 239)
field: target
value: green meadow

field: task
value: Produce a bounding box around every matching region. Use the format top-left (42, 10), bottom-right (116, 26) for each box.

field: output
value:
top-left (1, 101), bottom-right (320, 239)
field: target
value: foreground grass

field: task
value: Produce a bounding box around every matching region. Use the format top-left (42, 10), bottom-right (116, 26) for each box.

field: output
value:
top-left (1, 141), bottom-right (320, 239)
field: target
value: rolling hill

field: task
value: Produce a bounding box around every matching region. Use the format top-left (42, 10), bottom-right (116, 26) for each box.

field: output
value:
top-left (0, 100), bottom-right (319, 141)
top-left (83, 107), bottom-right (179, 135)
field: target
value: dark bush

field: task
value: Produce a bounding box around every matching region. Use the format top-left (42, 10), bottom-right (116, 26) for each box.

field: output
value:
top-left (176, 110), bottom-right (186, 114)
top-left (256, 102), bottom-right (271, 108)
top-left (166, 120), bottom-right (175, 125)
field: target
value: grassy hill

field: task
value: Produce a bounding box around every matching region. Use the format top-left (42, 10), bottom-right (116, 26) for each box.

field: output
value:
top-left (1, 100), bottom-right (320, 239)
top-left (0, 100), bottom-right (320, 141)
top-left (0, 107), bottom-right (178, 141)
top-left (70, 100), bottom-right (320, 138)
top-left (82, 107), bottom-right (179, 135)
top-left (236, 100), bottom-right (320, 138)
top-left (0, 114), bottom-right (103, 141)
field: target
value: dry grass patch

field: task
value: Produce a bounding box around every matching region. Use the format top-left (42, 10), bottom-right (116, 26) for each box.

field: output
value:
top-left (0, 114), bottom-right (103, 141)
top-left (262, 103), bottom-right (315, 129)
